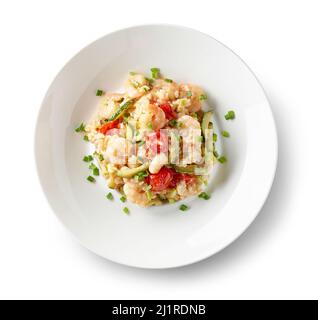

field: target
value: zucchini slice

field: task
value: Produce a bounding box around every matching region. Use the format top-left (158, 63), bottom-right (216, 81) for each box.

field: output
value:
top-left (108, 99), bottom-right (134, 122)
top-left (117, 162), bottom-right (150, 178)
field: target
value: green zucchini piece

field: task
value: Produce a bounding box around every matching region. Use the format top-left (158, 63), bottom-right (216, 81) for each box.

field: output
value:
top-left (117, 163), bottom-right (149, 178)
top-left (174, 165), bottom-right (197, 174)
top-left (108, 99), bottom-right (134, 122)
top-left (201, 111), bottom-right (212, 139)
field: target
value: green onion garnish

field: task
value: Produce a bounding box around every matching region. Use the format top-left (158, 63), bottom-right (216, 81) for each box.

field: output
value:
top-left (213, 133), bottom-right (218, 142)
top-left (199, 94), bottom-right (208, 101)
top-left (198, 136), bottom-right (204, 142)
top-left (83, 155), bottom-right (93, 162)
top-left (83, 135), bottom-right (89, 141)
top-left (134, 171), bottom-right (149, 182)
top-left (186, 91), bottom-right (192, 97)
top-left (106, 192), bottom-right (113, 200)
top-left (165, 78), bottom-right (173, 83)
top-left (213, 150), bottom-right (219, 158)
top-left (222, 131), bottom-right (230, 138)
top-left (146, 190), bottom-right (153, 200)
top-left (129, 71), bottom-right (136, 76)
top-left (225, 110), bottom-right (235, 120)
top-left (148, 123), bottom-right (153, 130)
top-left (169, 119), bottom-right (178, 127)
top-left (87, 176), bottom-right (95, 183)
top-left (93, 167), bottom-right (99, 176)
top-left (198, 192), bottom-right (211, 200)
top-left (120, 196), bottom-right (126, 203)
top-left (96, 89), bottom-right (104, 96)
top-left (181, 99), bottom-right (187, 106)
top-left (145, 77), bottom-right (154, 84)
top-left (179, 204), bottom-right (189, 211)
top-left (138, 140), bottom-right (145, 146)
top-left (89, 163), bottom-right (97, 170)
top-left (75, 123), bottom-right (85, 133)
top-left (150, 68), bottom-right (160, 79)
top-left (123, 207), bottom-right (130, 214)
top-left (218, 156), bottom-right (227, 164)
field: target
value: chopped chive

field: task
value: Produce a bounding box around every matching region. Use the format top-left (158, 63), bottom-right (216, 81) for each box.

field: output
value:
top-left (198, 192), bottom-right (211, 200)
top-left (169, 119), bottom-right (178, 127)
top-left (218, 156), bottom-right (227, 164)
top-left (213, 133), bottom-right (218, 142)
top-left (179, 204), bottom-right (189, 211)
top-left (120, 196), bottom-right (126, 203)
top-left (75, 123), bottom-right (85, 133)
top-left (148, 123), bottom-right (153, 130)
top-left (134, 171), bottom-right (149, 182)
top-left (181, 99), bottom-right (187, 106)
top-left (138, 140), bottom-right (145, 146)
top-left (89, 162), bottom-right (97, 170)
top-left (83, 155), bottom-right (93, 162)
top-left (93, 167), bottom-right (99, 176)
top-left (129, 71), bottom-right (136, 76)
top-left (186, 91), bottom-right (192, 97)
top-left (106, 192), bottom-right (113, 200)
top-left (143, 86), bottom-right (150, 92)
top-left (222, 131), bottom-right (230, 138)
top-left (225, 110), bottom-right (235, 120)
top-left (165, 78), bottom-right (173, 83)
top-left (87, 176), bottom-right (95, 183)
top-left (83, 135), bottom-right (89, 141)
top-left (96, 89), bottom-right (104, 96)
top-left (123, 207), bottom-right (130, 214)
top-left (146, 190), bottom-right (153, 200)
top-left (150, 67), bottom-right (160, 79)
top-left (213, 150), bottom-right (219, 158)
top-left (93, 152), bottom-right (104, 161)
top-left (131, 80), bottom-right (139, 88)
top-left (199, 94), bottom-right (208, 101)
top-left (145, 77), bottom-right (154, 84)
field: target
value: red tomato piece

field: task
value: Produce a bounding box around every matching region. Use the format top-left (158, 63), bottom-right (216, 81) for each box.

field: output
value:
top-left (145, 167), bottom-right (174, 192)
top-left (170, 172), bottom-right (197, 188)
top-left (98, 119), bottom-right (120, 135)
top-left (159, 103), bottom-right (177, 120)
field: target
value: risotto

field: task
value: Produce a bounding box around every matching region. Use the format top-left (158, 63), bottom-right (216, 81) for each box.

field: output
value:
top-left (76, 68), bottom-right (225, 208)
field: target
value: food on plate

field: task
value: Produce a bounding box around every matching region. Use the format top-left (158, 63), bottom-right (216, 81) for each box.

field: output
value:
top-left (76, 69), bottom-right (227, 208)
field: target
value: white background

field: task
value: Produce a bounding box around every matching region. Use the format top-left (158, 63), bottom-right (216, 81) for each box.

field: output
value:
top-left (0, 0), bottom-right (317, 300)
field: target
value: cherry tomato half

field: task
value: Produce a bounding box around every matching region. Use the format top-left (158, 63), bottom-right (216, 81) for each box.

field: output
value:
top-left (159, 103), bottom-right (177, 120)
top-left (98, 119), bottom-right (120, 135)
top-left (145, 167), bottom-right (174, 192)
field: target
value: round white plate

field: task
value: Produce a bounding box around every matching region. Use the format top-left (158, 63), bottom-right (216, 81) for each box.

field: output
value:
top-left (35, 25), bottom-right (277, 269)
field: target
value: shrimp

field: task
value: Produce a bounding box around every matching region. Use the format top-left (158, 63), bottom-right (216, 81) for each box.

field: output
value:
top-left (178, 115), bottom-right (201, 129)
top-left (104, 136), bottom-right (129, 165)
top-left (178, 115), bottom-right (202, 165)
top-left (123, 180), bottom-right (150, 206)
top-left (138, 104), bottom-right (166, 131)
top-left (179, 84), bottom-right (205, 113)
top-left (125, 73), bottom-right (149, 99)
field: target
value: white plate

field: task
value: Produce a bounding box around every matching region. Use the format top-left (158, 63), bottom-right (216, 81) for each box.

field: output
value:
top-left (35, 25), bottom-right (277, 269)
